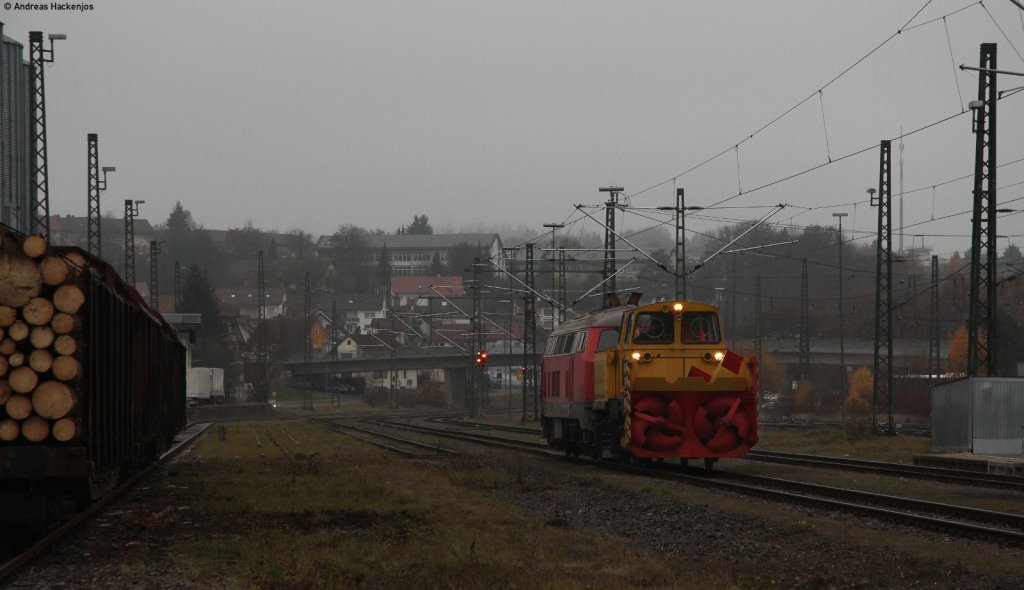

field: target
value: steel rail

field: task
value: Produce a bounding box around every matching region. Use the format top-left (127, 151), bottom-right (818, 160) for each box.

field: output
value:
top-left (0, 423), bottom-right (213, 584)
top-left (372, 419), bottom-right (1024, 546)
top-left (745, 449), bottom-right (1024, 492)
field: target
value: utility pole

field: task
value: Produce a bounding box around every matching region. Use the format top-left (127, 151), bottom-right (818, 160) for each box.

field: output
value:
top-left (832, 211), bottom-right (848, 417)
top-left (558, 250), bottom-right (567, 323)
top-left (149, 240), bottom-right (162, 309)
top-left (730, 253), bottom-right (738, 349)
top-left (258, 250), bottom-right (267, 401)
top-left (754, 276), bottom-right (762, 362)
top-left (543, 223), bottom-right (564, 329)
top-left (28, 31), bottom-right (65, 238)
top-left (871, 140), bottom-right (895, 435)
top-left (469, 257), bottom-right (482, 416)
top-left (798, 258), bottom-right (809, 382)
top-left (929, 255), bottom-right (941, 382)
top-left (123, 199), bottom-right (143, 284)
top-left (522, 243), bottom-right (538, 422)
top-left (676, 188), bottom-right (686, 299)
top-left (599, 186), bottom-right (623, 294)
top-left (303, 271), bottom-right (313, 410)
top-left (967, 43), bottom-right (998, 377)
top-left (86, 134), bottom-right (115, 258)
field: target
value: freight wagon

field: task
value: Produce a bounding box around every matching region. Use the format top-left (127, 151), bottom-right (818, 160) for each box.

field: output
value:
top-left (541, 294), bottom-right (758, 468)
top-left (0, 228), bottom-right (186, 536)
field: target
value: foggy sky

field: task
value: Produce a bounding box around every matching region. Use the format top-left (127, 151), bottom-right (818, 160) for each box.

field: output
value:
top-left (3, 0), bottom-right (1024, 258)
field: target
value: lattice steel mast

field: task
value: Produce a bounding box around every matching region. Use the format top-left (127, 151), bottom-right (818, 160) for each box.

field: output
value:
top-left (798, 259), bottom-right (810, 381)
top-left (967, 43), bottom-right (998, 377)
top-left (29, 32), bottom-right (64, 237)
top-left (522, 243), bottom-right (538, 421)
top-left (872, 140), bottom-right (894, 435)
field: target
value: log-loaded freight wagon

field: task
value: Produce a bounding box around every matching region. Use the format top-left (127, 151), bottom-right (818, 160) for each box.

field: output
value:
top-left (541, 294), bottom-right (758, 469)
top-left (0, 228), bottom-right (186, 536)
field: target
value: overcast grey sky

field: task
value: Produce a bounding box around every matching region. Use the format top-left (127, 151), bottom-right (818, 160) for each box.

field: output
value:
top-left (3, 0), bottom-right (1023, 257)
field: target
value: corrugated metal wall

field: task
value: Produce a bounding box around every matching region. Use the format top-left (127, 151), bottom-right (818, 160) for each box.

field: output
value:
top-left (0, 28), bottom-right (32, 232)
top-left (972, 379), bottom-right (1024, 454)
top-left (932, 378), bottom-right (1024, 454)
top-left (932, 378), bottom-right (972, 452)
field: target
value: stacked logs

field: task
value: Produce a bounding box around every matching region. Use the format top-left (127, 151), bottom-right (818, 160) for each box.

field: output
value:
top-left (0, 234), bottom-right (86, 444)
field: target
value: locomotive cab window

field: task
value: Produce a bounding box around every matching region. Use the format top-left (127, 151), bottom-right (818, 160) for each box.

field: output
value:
top-left (596, 328), bottom-right (619, 351)
top-left (681, 311), bottom-right (721, 343)
top-left (631, 311), bottom-right (675, 344)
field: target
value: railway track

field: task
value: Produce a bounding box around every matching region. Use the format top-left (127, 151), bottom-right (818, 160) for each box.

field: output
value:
top-left (314, 418), bottom-right (460, 458)
top-left (0, 423), bottom-right (213, 585)
top-left (744, 449), bottom-right (1024, 492)
top-left (435, 417), bottom-right (1024, 492)
top-left (361, 418), bottom-right (1024, 547)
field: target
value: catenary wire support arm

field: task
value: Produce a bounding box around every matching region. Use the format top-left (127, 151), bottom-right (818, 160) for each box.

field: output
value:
top-left (574, 205), bottom-right (671, 272)
top-left (429, 285), bottom-right (520, 339)
top-left (486, 261), bottom-right (580, 319)
top-left (959, 64), bottom-right (1024, 76)
top-left (693, 205), bottom-right (786, 272)
top-left (721, 240), bottom-right (800, 254)
top-left (568, 259), bottom-right (638, 308)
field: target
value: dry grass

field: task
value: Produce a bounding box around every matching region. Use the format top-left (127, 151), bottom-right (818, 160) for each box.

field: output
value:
top-left (756, 425), bottom-right (932, 462)
top-left (169, 420), bottom-right (684, 589)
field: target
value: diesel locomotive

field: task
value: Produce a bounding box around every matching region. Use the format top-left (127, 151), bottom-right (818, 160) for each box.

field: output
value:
top-left (541, 294), bottom-right (758, 468)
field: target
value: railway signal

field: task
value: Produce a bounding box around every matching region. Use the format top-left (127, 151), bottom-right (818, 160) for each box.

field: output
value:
top-left (475, 351), bottom-right (488, 372)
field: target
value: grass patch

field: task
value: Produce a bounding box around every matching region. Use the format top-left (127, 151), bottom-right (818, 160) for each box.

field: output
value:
top-left (757, 425), bottom-right (931, 462)
top-left (169, 421), bottom-right (682, 589)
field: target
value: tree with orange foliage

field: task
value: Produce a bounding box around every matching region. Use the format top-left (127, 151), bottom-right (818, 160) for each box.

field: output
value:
top-left (845, 367), bottom-right (872, 415)
top-left (947, 324), bottom-right (971, 375)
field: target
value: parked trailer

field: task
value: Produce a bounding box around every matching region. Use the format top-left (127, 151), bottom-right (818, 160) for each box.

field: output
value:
top-left (0, 229), bottom-right (186, 537)
top-left (186, 367), bottom-right (225, 405)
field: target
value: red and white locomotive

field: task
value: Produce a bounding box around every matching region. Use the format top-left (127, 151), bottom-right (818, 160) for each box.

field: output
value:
top-left (541, 294), bottom-right (758, 468)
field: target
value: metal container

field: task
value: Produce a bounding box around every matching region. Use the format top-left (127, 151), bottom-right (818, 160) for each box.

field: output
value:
top-left (931, 377), bottom-right (1024, 454)
top-left (0, 30), bottom-right (32, 232)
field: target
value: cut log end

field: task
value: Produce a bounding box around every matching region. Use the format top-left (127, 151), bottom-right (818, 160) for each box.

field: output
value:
top-left (51, 355), bottom-right (81, 382)
top-left (0, 306), bottom-right (16, 328)
top-left (23, 297), bottom-right (55, 326)
top-left (40, 256), bottom-right (70, 286)
top-left (0, 418), bottom-right (19, 442)
top-left (22, 235), bottom-right (48, 259)
top-left (28, 349), bottom-right (53, 373)
top-left (32, 380), bottom-right (75, 420)
top-left (29, 326), bottom-right (55, 350)
top-left (8, 320), bottom-right (29, 342)
top-left (53, 335), bottom-right (77, 357)
top-left (21, 416), bottom-right (50, 443)
top-left (53, 285), bottom-right (85, 315)
top-left (9, 366), bottom-right (38, 394)
top-left (5, 394), bottom-right (32, 420)
top-left (52, 417), bottom-right (78, 442)
top-left (50, 313), bottom-right (78, 335)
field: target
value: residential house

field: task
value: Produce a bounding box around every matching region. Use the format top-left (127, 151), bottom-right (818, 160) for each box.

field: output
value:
top-left (49, 214), bottom-right (155, 253)
top-left (316, 233), bottom-right (506, 275)
top-left (332, 293), bottom-right (388, 334)
top-left (214, 287), bottom-right (287, 319)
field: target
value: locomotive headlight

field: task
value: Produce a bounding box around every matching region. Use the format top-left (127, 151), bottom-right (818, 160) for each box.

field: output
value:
top-left (713, 351), bottom-right (725, 362)
top-left (630, 351), bottom-right (653, 363)
top-left (672, 303), bottom-right (684, 312)
top-left (631, 352), bottom-right (642, 361)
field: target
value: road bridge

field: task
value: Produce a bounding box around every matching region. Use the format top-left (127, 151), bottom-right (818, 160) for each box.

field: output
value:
top-left (284, 338), bottom-right (942, 376)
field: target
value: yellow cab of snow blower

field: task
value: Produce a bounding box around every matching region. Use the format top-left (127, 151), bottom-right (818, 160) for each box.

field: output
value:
top-left (594, 299), bottom-right (759, 462)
